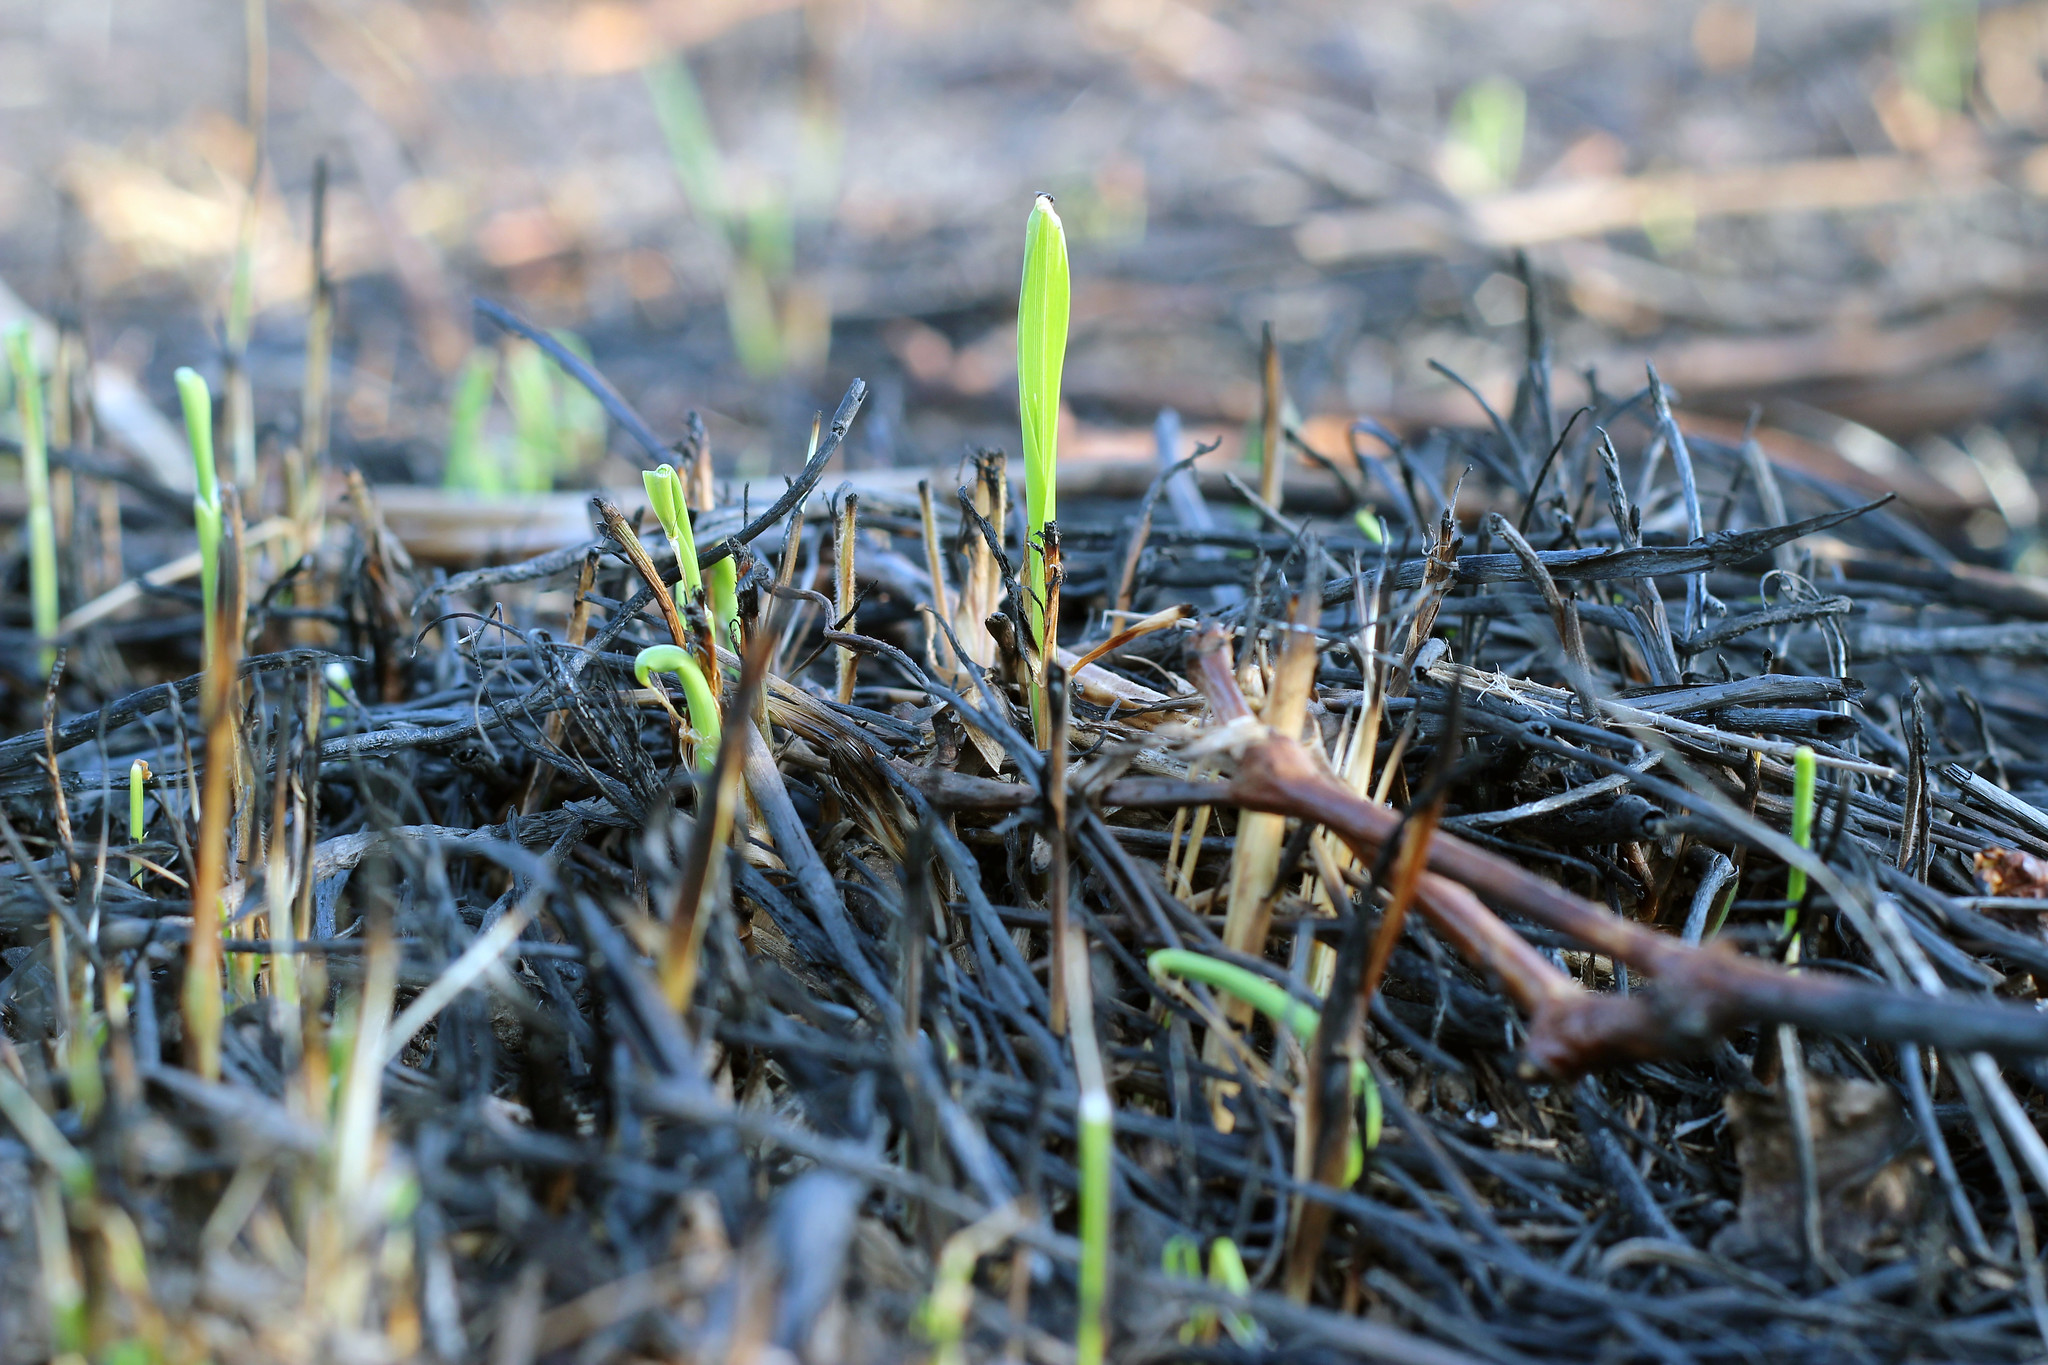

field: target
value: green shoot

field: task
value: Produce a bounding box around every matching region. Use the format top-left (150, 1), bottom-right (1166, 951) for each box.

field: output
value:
top-left (709, 553), bottom-right (740, 654)
top-left (916, 1202), bottom-right (1027, 1365)
top-left (175, 366), bottom-right (221, 662)
top-left (641, 463), bottom-right (704, 598)
top-left (636, 644), bottom-right (720, 768)
top-left (1785, 744), bottom-right (1818, 941)
top-left (1164, 1235), bottom-right (1217, 1344)
top-left (6, 326), bottom-right (57, 675)
top-left (443, 349), bottom-right (501, 494)
top-left (552, 331), bottom-right (609, 469)
top-left (1352, 508), bottom-right (1385, 545)
top-left (1075, 1086), bottom-right (1111, 1365)
top-left (128, 759), bottom-right (149, 886)
top-left (323, 660), bottom-right (355, 727)
top-left (1205, 1237), bottom-right (1259, 1346)
top-left (503, 338), bottom-right (560, 493)
top-left (1149, 948), bottom-right (1380, 1181)
top-left (645, 55), bottom-right (804, 377)
top-left (1443, 76), bottom-right (1526, 195)
top-left (1905, 0), bottom-right (1976, 113)
top-left (1150, 948), bottom-right (1318, 1039)
top-left (1018, 193), bottom-right (1070, 731)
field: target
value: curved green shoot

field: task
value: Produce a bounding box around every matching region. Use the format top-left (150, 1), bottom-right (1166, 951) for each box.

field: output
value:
top-left (1785, 744), bottom-right (1818, 940)
top-left (6, 326), bottom-right (56, 675)
top-left (1149, 948), bottom-right (1380, 1180)
top-left (1148, 949), bottom-right (1318, 1040)
top-left (635, 644), bottom-right (720, 768)
top-left (1018, 194), bottom-right (1069, 694)
top-left (176, 367), bottom-right (221, 662)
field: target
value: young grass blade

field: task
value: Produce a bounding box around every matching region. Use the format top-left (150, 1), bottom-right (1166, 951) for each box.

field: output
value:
top-left (1018, 194), bottom-right (1070, 730)
top-left (1785, 744), bottom-right (1818, 957)
top-left (6, 326), bottom-right (57, 674)
top-left (176, 367), bottom-right (221, 662)
top-left (128, 759), bottom-right (149, 886)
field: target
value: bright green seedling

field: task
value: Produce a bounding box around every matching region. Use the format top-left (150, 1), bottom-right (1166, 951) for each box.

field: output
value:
top-left (708, 551), bottom-right (740, 654)
top-left (1352, 508), bottom-right (1385, 545)
top-left (635, 644), bottom-right (720, 768)
top-left (1075, 1085), bottom-right (1111, 1365)
top-left (641, 463), bottom-right (702, 595)
top-left (1018, 192), bottom-right (1070, 733)
top-left (1784, 744), bottom-right (1818, 942)
top-left (176, 366), bottom-right (222, 663)
top-left (1148, 949), bottom-right (1381, 1181)
top-left (443, 348), bottom-right (502, 494)
top-left (6, 326), bottom-right (56, 675)
top-left (128, 759), bottom-right (150, 885)
top-left (642, 462), bottom-right (738, 648)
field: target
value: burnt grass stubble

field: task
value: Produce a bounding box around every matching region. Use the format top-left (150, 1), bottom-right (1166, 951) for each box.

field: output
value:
top-left (12, 302), bottom-right (2048, 1362)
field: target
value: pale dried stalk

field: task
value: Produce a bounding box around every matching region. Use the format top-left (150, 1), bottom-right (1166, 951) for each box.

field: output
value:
top-left (835, 493), bottom-right (860, 704)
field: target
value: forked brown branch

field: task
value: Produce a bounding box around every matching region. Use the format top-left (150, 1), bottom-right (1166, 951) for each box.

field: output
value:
top-left (1169, 626), bottom-right (2048, 1076)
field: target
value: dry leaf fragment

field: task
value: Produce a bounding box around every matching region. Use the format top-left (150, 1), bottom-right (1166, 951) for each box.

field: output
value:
top-left (1975, 846), bottom-right (2048, 899)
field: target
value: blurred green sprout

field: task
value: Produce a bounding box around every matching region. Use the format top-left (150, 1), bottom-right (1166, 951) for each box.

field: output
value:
top-left (176, 366), bottom-right (222, 662)
top-left (1443, 76), bottom-right (1526, 195)
top-left (6, 326), bottom-right (56, 674)
top-left (442, 336), bottom-right (606, 495)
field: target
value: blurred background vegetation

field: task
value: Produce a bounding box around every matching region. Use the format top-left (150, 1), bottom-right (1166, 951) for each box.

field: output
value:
top-left (5, 0), bottom-right (2048, 553)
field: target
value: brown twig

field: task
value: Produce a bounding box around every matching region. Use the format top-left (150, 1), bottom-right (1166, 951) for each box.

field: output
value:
top-left (1174, 626), bottom-right (2048, 1074)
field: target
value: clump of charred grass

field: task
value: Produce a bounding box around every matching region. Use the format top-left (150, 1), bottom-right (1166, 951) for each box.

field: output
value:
top-left (17, 187), bottom-right (2048, 1365)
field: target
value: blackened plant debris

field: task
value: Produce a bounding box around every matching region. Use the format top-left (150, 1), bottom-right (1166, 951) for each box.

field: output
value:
top-left (17, 311), bottom-right (2048, 1365)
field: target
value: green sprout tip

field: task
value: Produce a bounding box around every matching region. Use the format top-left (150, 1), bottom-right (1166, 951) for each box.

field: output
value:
top-left (1018, 193), bottom-right (1070, 731)
top-left (1785, 744), bottom-right (1818, 940)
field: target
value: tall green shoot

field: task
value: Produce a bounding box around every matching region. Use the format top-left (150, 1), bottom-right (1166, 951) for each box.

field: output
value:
top-left (6, 326), bottom-right (57, 675)
top-left (643, 462), bottom-right (703, 598)
top-left (1075, 1080), bottom-right (1111, 1365)
top-left (128, 759), bottom-right (149, 886)
top-left (176, 367), bottom-right (221, 662)
top-left (1018, 194), bottom-right (1070, 731)
top-left (1784, 745), bottom-right (1818, 956)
